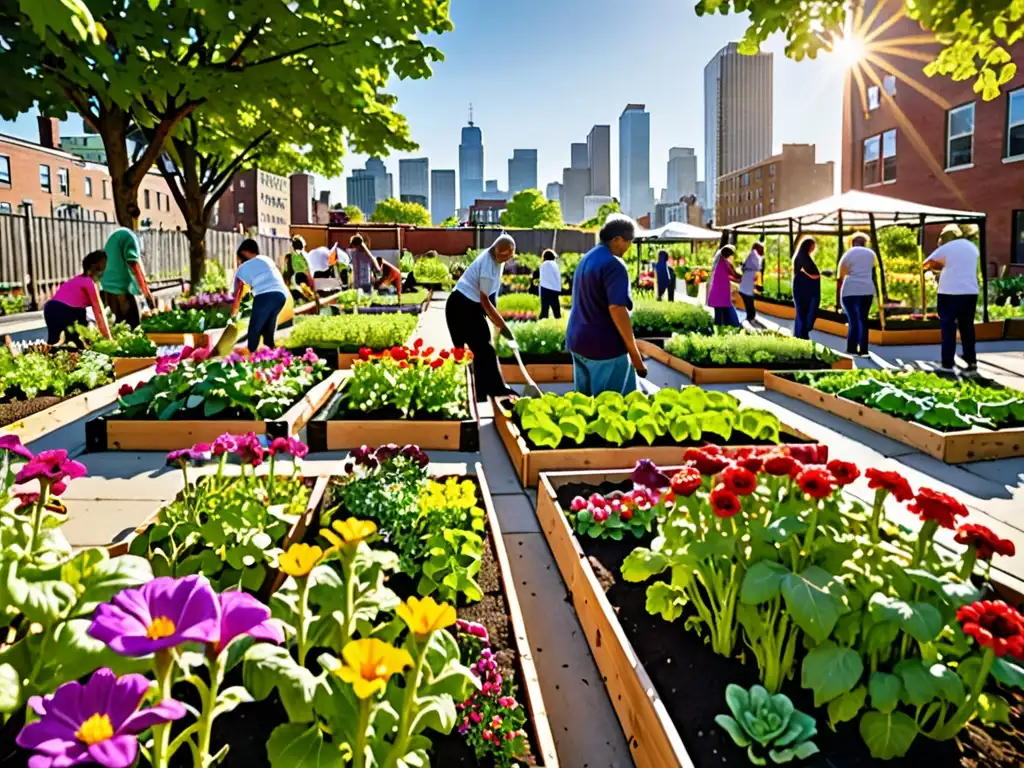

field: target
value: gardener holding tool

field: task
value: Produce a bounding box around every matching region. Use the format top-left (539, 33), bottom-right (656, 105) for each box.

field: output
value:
top-left (45, 251), bottom-right (112, 345)
top-left (445, 233), bottom-right (518, 400)
top-left (924, 224), bottom-right (980, 372)
top-left (229, 238), bottom-right (289, 353)
top-left (566, 214), bottom-right (647, 396)
top-left (101, 207), bottom-right (155, 328)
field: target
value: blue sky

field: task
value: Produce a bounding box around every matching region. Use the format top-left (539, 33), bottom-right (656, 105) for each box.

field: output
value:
top-left (1, 0), bottom-right (854, 207)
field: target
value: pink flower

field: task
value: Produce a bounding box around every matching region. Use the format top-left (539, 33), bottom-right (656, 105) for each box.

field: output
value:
top-left (15, 450), bottom-right (87, 490)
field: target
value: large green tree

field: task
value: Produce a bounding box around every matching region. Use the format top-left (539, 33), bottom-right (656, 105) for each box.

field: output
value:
top-left (580, 200), bottom-right (622, 230)
top-left (343, 205), bottom-right (365, 224)
top-left (697, 0), bottom-right (1019, 99)
top-left (370, 198), bottom-right (431, 225)
top-left (499, 189), bottom-right (563, 229)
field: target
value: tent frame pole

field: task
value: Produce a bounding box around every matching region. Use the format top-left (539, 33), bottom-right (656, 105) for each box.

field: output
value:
top-left (869, 212), bottom-right (885, 331)
top-left (837, 209), bottom-right (844, 311)
top-left (918, 213), bottom-right (927, 316)
top-left (979, 215), bottom-right (989, 322)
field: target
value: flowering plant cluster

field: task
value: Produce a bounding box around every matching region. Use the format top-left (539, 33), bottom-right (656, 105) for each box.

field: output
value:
top-left (118, 345), bottom-right (326, 421)
top-left (141, 305), bottom-right (232, 333)
top-left (176, 291), bottom-right (234, 310)
top-left (343, 339), bottom-right (473, 420)
top-left (599, 451), bottom-right (1024, 759)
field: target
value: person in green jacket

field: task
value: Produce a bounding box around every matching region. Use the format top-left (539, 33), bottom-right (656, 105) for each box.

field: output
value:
top-left (101, 208), bottom-right (154, 328)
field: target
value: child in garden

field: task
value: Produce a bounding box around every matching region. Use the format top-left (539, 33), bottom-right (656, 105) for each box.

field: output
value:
top-left (44, 251), bottom-right (112, 345)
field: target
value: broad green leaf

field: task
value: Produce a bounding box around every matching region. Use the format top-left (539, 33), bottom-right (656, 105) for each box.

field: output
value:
top-left (645, 582), bottom-right (687, 621)
top-left (991, 657), bottom-right (1024, 690)
top-left (244, 644), bottom-right (321, 722)
top-left (801, 641), bottom-right (864, 706)
top-left (869, 672), bottom-right (901, 714)
top-left (894, 660), bottom-right (941, 707)
top-left (620, 548), bottom-right (669, 582)
top-left (781, 566), bottom-right (842, 643)
top-left (859, 711), bottom-right (917, 760)
top-left (714, 714), bottom-right (751, 748)
top-left (977, 692), bottom-right (1011, 725)
top-left (0, 663), bottom-right (21, 714)
top-left (867, 593), bottom-right (943, 643)
top-left (266, 722), bottom-right (345, 768)
top-left (740, 561), bottom-right (789, 604)
top-left (827, 684), bottom-right (866, 729)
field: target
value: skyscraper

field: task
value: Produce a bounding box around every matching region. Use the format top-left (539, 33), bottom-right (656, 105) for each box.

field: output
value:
top-left (587, 125), bottom-right (611, 196)
top-left (346, 170), bottom-right (376, 218)
top-left (459, 109), bottom-right (484, 208)
top-left (561, 166), bottom-right (589, 225)
top-left (570, 143), bottom-right (589, 170)
top-left (666, 147), bottom-right (698, 202)
top-left (364, 158), bottom-right (392, 207)
top-left (431, 170), bottom-right (457, 224)
top-left (545, 182), bottom-right (563, 203)
top-left (508, 149), bottom-right (538, 195)
top-left (704, 42), bottom-right (773, 214)
top-left (399, 158), bottom-right (429, 208)
top-left (619, 104), bottom-right (651, 219)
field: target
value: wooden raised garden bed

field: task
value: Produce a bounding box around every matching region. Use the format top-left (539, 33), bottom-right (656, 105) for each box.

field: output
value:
top-left (111, 357), bottom-right (157, 378)
top-left (1004, 317), bottom-right (1024, 340)
top-left (492, 396), bottom-right (820, 487)
top-left (144, 330), bottom-right (218, 347)
top-left (636, 338), bottom-right (851, 385)
top-left (764, 371), bottom-right (1024, 463)
top-left (85, 370), bottom-right (344, 451)
top-left (499, 356), bottom-right (574, 384)
top-left (307, 367), bottom-right (480, 452)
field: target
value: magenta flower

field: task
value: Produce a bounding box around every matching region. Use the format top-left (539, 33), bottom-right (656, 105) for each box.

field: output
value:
top-left (399, 444), bottom-right (429, 468)
top-left (0, 434), bottom-right (33, 461)
top-left (16, 667), bottom-right (185, 768)
top-left (630, 459), bottom-right (671, 491)
top-left (15, 450), bottom-right (87, 489)
top-left (165, 443), bottom-right (211, 467)
top-left (88, 575), bottom-right (220, 656)
top-left (213, 591), bottom-right (284, 655)
top-left (268, 437), bottom-right (308, 459)
top-left (301, 348), bottom-right (319, 364)
top-left (211, 433), bottom-right (237, 456)
top-left (233, 433), bottom-right (265, 466)
top-left (190, 346), bottom-right (211, 362)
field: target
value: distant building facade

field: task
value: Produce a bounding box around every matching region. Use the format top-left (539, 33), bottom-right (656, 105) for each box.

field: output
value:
top-left (619, 104), bottom-right (652, 219)
top-left (508, 149), bottom-right (538, 195)
top-left (570, 143), bottom-right (589, 170)
top-left (60, 134), bottom-right (107, 164)
top-left (468, 198), bottom-right (505, 224)
top-left (364, 158), bottom-right (392, 211)
top-left (459, 120), bottom-right (484, 209)
top-left (399, 158), bottom-right (429, 209)
top-left (545, 182), bottom-right (563, 203)
top-left (587, 125), bottom-right (611, 196)
top-left (291, 172), bottom-right (331, 225)
top-left (666, 147), bottom-right (698, 202)
top-left (346, 170), bottom-right (377, 220)
top-left (561, 167), bottom-right (590, 224)
top-left (583, 195), bottom-right (614, 222)
top-left (217, 167), bottom-right (290, 236)
top-left (431, 169), bottom-right (457, 224)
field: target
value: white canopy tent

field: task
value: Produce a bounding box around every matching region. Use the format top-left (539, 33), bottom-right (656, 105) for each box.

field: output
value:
top-left (634, 221), bottom-right (722, 242)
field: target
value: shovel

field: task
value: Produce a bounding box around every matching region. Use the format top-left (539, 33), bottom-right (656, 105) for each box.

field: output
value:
top-left (505, 337), bottom-right (543, 399)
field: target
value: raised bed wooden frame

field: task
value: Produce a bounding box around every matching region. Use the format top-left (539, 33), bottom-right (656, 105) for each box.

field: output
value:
top-left (85, 370), bottom-right (344, 451)
top-left (764, 371), bottom-right (1024, 463)
top-left (492, 396), bottom-right (818, 487)
top-left (112, 357), bottom-right (157, 378)
top-left (499, 360), bottom-right (575, 384)
top-left (306, 367), bottom-right (480, 452)
top-left (636, 339), bottom-right (851, 384)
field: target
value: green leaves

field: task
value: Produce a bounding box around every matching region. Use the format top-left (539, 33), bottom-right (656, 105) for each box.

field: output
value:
top-left (740, 561), bottom-right (789, 604)
top-left (499, 189), bottom-right (563, 229)
top-left (621, 548), bottom-right (670, 582)
top-left (867, 593), bottom-right (943, 644)
top-left (665, 328), bottom-right (838, 368)
top-left (801, 641), bottom-right (864, 707)
top-left (859, 711), bottom-right (918, 760)
top-left (244, 644), bottom-right (322, 723)
top-left (285, 314), bottom-right (419, 354)
top-left (868, 672), bottom-right (901, 714)
top-left (266, 723), bottom-right (345, 768)
top-left (780, 566), bottom-right (845, 644)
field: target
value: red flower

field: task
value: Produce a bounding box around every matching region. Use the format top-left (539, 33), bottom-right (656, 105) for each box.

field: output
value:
top-left (452, 347), bottom-right (466, 362)
top-left (865, 468), bottom-right (914, 502)
top-left (399, 361), bottom-right (410, 369)
top-left (709, 486), bottom-right (741, 518)
top-left (430, 358), bottom-right (444, 369)
top-left (413, 338), bottom-right (424, 349)
top-left (683, 447), bottom-right (730, 476)
top-left (795, 467), bottom-right (837, 499)
top-left (721, 465), bottom-right (757, 496)
top-left (955, 524), bottom-right (1016, 560)
top-left (956, 601), bottom-right (1024, 659)
top-left (789, 444), bottom-right (829, 465)
top-left (826, 459), bottom-right (860, 486)
top-left (763, 454), bottom-right (797, 476)
top-left (737, 456), bottom-right (763, 473)
top-left (391, 346), bottom-right (409, 361)
top-left (619, 507), bottom-right (634, 521)
top-left (358, 347), bottom-right (372, 361)
top-left (440, 349), bottom-right (451, 359)
top-left (423, 346), bottom-right (435, 357)
top-left (787, 461), bottom-right (805, 480)
top-left (670, 467), bottom-right (703, 497)
top-left (907, 487), bottom-right (969, 530)
top-left (117, 383), bottom-right (133, 397)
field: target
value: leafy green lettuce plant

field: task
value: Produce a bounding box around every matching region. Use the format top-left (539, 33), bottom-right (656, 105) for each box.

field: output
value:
top-left (74, 321), bottom-right (158, 357)
top-left (495, 318), bottom-right (567, 358)
top-left (283, 313), bottom-right (417, 352)
top-left (0, 347), bottom-right (112, 400)
top-left (716, 684), bottom-right (819, 765)
top-left (665, 328), bottom-right (839, 368)
top-left (631, 299), bottom-right (714, 336)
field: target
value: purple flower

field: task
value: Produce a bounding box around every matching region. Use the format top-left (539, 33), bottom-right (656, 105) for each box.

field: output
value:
top-left (165, 443), bottom-right (211, 467)
top-left (211, 433), bottom-right (237, 456)
top-left (0, 435), bottom-right (33, 461)
top-left (88, 575), bottom-right (220, 656)
top-left (399, 444), bottom-right (429, 468)
top-left (301, 348), bottom-right (319, 364)
top-left (375, 443), bottom-right (400, 462)
top-left (630, 459), bottom-right (671, 491)
top-left (16, 667), bottom-right (185, 768)
top-left (213, 591), bottom-right (284, 655)
top-left (16, 450), bottom-right (87, 489)
top-left (233, 433), bottom-right (264, 466)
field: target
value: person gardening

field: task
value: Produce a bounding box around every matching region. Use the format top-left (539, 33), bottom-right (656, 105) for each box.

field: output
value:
top-left (230, 238), bottom-right (290, 353)
top-left (566, 214), bottom-right (647, 396)
top-left (44, 251), bottom-right (112, 345)
top-left (924, 223), bottom-right (980, 372)
top-left (373, 255), bottom-right (404, 302)
top-left (445, 233), bottom-right (518, 400)
top-left (349, 235), bottom-right (381, 291)
top-left (101, 206), bottom-right (154, 328)
top-left (283, 235), bottom-right (319, 310)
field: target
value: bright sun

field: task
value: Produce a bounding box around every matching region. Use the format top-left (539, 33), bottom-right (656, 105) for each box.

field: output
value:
top-left (831, 33), bottom-right (865, 68)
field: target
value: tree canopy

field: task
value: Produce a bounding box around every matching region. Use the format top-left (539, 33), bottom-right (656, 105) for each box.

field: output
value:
top-left (580, 200), bottom-right (622, 230)
top-left (695, 0), bottom-right (1020, 100)
top-left (343, 205), bottom-right (365, 224)
top-left (370, 198), bottom-right (431, 225)
top-left (439, 215), bottom-right (460, 227)
top-left (499, 189), bottom-right (563, 229)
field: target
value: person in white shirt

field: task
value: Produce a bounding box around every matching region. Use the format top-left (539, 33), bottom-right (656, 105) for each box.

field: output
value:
top-left (538, 249), bottom-right (562, 319)
top-left (923, 224), bottom-right (980, 371)
top-left (837, 233), bottom-right (878, 356)
top-left (445, 234), bottom-right (517, 399)
top-left (231, 238), bottom-right (290, 352)
top-left (738, 242), bottom-right (764, 327)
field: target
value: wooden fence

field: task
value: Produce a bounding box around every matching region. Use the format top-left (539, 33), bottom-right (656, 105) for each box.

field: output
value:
top-left (0, 209), bottom-right (290, 307)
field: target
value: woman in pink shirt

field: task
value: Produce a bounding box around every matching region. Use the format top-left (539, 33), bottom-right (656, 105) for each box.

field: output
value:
top-left (705, 244), bottom-right (741, 327)
top-left (44, 251), bottom-right (112, 345)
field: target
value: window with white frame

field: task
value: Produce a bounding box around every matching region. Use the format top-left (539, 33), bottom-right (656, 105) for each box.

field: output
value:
top-left (882, 129), bottom-right (897, 182)
top-left (1007, 88), bottom-right (1024, 159)
top-left (0, 202), bottom-right (11, 214)
top-left (867, 86), bottom-right (880, 111)
top-left (863, 135), bottom-right (881, 185)
top-left (883, 75), bottom-right (897, 96)
top-left (84, 177), bottom-right (93, 197)
top-left (0, 156), bottom-right (10, 185)
top-left (237, 202), bottom-right (245, 214)
top-left (58, 168), bottom-right (69, 195)
top-left (946, 102), bottom-right (975, 169)
top-left (39, 165), bottom-right (51, 192)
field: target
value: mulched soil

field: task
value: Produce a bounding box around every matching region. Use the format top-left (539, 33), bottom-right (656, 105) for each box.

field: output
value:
top-left (0, 395), bottom-right (65, 427)
top-left (556, 479), bottom-right (1024, 768)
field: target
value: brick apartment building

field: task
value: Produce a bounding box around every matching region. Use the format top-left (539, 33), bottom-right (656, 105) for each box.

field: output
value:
top-left (716, 143), bottom-right (834, 226)
top-left (0, 118), bottom-right (184, 228)
top-left (290, 172), bottom-right (331, 225)
top-left (216, 168), bottom-right (291, 237)
top-left (842, 3), bottom-right (1024, 270)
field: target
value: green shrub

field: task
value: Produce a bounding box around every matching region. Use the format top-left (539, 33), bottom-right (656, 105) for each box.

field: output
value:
top-left (631, 300), bottom-right (714, 337)
top-left (73, 321), bottom-right (157, 357)
top-left (412, 256), bottom-right (450, 284)
top-left (497, 294), bottom-right (540, 312)
top-left (283, 313), bottom-right (418, 351)
top-left (665, 329), bottom-right (838, 367)
top-left (496, 318), bottom-right (567, 357)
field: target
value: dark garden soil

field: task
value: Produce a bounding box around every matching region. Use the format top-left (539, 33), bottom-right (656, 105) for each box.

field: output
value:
top-left (556, 479), bottom-right (1024, 768)
top-left (0, 394), bottom-right (65, 427)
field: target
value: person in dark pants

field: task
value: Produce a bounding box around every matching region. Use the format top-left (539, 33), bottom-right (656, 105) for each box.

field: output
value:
top-left (791, 237), bottom-right (821, 340)
top-left (445, 234), bottom-right (518, 400)
top-left (738, 242), bottom-right (764, 327)
top-left (837, 233), bottom-right (878, 356)
top-left (44, 251), bottom-right (112, 345)
top-left (101, 205), bottom-right (155, 328)
top-left (924, 224), bottom-right (980, 372)
top-left (231, 239), bottom-right (289, 353)
top-left (655, 250), bottom-right (675, 302)
top-left (538, 249), bottom-right (562, 319)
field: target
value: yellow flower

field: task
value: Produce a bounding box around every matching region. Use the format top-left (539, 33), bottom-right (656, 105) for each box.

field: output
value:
top-left (321, 518), bottom-right (377, 554)
top-left (333, 638), bottom-right (413, 699)
top-left (397, 596), bottom-right (457, 637)
top-left (279, 543), bottom-right (322, 577)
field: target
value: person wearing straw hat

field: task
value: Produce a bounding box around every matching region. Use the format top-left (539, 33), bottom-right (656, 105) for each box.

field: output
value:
top-left (924, 223), bottom-right (980, 372)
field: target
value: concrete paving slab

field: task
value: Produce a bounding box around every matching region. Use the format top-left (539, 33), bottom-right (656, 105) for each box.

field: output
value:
top-left (503, 532), bottom-right (633, 768)
top-left (959, 455), bottom-right (1024, 486)
top-left (60, 452), bottom-right (182, 501)
top-left (491, 493), bottom-right (540, 534)
top-left (63, 498), bottom-right (159, 549)
top-left (478, 420), bottom-right (523, 495)
top-left (895, 452), bottom-right (1022, 507)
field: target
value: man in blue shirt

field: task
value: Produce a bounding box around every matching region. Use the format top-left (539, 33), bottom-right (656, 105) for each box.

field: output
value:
top-left (566, 214), bottom-right (647, 395)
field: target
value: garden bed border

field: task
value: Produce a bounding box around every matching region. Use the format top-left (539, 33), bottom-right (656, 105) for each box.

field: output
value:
top-left (763, 371), bottom-right (1024, 463)
top-left (499, 361), bottom-right (575, 384)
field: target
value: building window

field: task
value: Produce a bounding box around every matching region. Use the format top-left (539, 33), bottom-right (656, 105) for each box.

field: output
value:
top-left (39, 165), bottom-right (51, 192)
top-left (883, 74), bottom-right (897, 96)
top-left (742, 172), bottom-right (750, 185)
top-left (0, 202), bottom-right (11, 214)
top-left (946, 102), bottom-right (975, 169)
top-left (769, 164), bottom-right (776, 176)
top-left (237, 202), bottom-right (245, 214)
top-left (863, 135), bottom-right (881, 185)
top-left (882, 129), bottom-right (897, 182)
top-left (1014, 210), bottom-right (1024, 265)
top-left (867, 86), bottom-right (880, 111)
top-left (239, 179), bottom-right (246, 188)
top-left (1007, 88), bottom-right (1024, 159)
top-left (84, 177), bottom-right (93, 197)
top-left (165, 195), bottom-right (170, 212)
top-left (144, 189), bottom-right (151, 209)
top-left (770, 182), bottom-right (775, 195)
top-left (103, 180), bottom-right (109, 199)
top-left (755, 168), bottom-right (762, 181)
top-left (0, 156), bottom-right (10, 185)
top-left (58, 168), bottom-right (69, 195)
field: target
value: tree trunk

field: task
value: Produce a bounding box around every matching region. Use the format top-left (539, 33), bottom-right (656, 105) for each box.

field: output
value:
top-left (97, 106), bottom-right (140, 228)
top-left (188, 226), bottom-right (207, 288)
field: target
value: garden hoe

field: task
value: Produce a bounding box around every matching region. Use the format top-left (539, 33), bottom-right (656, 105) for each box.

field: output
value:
top-left (506, 337), bottom-right (543, 399)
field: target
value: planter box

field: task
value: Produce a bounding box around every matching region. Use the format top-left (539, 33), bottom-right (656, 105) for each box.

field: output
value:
top-left (85, 370), bottom-right (344, 451)
top-left (282, 347), bottom-right (360, 371)
top-left (499, 357), bottom-right (574, 384)
top-left (144, 331), bottom-right (214, 347)
top-left (307, 368), bottom-right (480, 452)
top-left (636, 339), bottom-right (852, 385)
top-left (290, 290), bottom-right (344, 320)
top-left (764, 371), bottom-right (1024, 463)
top-left (492, 396), bottom-right (820, 487)
top-left (535, 469), bottom-right (691, 768)
top-left (3, 366), bottom-right (156, 445)
top-left (1004, 318), bottom-right (1024, 339)
top-left (112, 357), bottom-right (156, 378)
